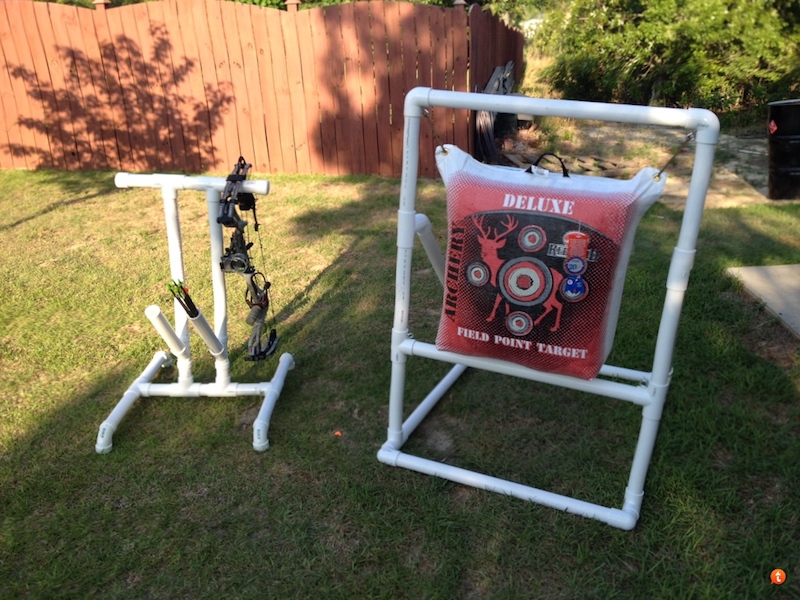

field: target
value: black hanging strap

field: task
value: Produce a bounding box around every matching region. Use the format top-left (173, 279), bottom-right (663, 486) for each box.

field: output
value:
top-left (527, 152), bottom-right (570, 178)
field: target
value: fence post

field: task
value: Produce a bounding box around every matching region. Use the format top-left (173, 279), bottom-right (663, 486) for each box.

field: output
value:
top-left (454, 0), bottom-right (467, 7)
top-left (93, 0), bottom-right (109, 10)
top-left (286, 0), bottom-right (300, 11)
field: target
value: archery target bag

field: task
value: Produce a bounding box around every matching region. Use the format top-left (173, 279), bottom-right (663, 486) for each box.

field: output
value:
top-left (434, 145), bottom-right (666, 379)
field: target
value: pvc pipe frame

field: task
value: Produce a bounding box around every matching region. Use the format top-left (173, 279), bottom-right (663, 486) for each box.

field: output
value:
top-left (95, 173), bottom-right (294, 454)
top-left (378, 88), bottom-right (719, 530)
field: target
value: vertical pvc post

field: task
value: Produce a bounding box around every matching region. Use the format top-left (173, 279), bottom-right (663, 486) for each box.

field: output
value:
top-left (387, 98), bottom-right (424, 449)
top-left (621, 130), bottom-right (718, 517)
top-left (161, 186), bottom-right (190, 353)
top-left (205, 187), bottom-right (231, 387)
top-left (651, 136), bottom-right (717, 386)
top-left (206, 187), bottom-right (228, 352)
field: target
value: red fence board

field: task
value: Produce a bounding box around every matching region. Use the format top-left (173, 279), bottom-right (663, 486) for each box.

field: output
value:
top-left (294, 9), bottom-right (324, 175)
top-left (0, 0), bottom-right (523, 177)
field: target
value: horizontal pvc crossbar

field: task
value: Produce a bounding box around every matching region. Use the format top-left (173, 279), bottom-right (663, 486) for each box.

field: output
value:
top-left (399, 339), bottom-right (653, 407)
top-left (95, 352), bottom-right (295, 453)
top-left (114, 172), bottom-right (269, 195)
top-left (404, 88), bottom-right (720, 144)
top-left (378, 445), bottom-right (640, 530)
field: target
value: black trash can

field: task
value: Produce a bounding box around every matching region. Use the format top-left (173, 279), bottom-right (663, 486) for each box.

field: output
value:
top-left (768, 99), bottom-right (800, 200)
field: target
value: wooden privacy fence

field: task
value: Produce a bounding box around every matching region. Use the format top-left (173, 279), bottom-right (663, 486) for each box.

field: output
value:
top-left (0, 0), bottom-right (523, 177)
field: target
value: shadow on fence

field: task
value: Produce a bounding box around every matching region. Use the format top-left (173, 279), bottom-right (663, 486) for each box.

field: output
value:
top-left (7, 25), bottom-right (228, 174)
top-left (0, 0), bottom-right (523, 178)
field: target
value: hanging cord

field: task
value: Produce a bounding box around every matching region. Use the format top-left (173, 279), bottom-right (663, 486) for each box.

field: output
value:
top-left (655, 132), bottom-right (695, 181)
top-left (244, 223), bottom-right (279, 361)
top-left (528, 152), bottom-right (570, 178)
top-left (423, 108), bottom-right (448, 155)
top-left (256, 226), bottom-right (277, 332)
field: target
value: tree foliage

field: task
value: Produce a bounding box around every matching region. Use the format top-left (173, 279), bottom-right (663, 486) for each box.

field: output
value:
top-left (535, 0), bottom-right (800, 113)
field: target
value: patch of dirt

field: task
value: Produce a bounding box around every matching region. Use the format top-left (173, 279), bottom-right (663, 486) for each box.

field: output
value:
top-left (494, 120), bottom-right (776, 210)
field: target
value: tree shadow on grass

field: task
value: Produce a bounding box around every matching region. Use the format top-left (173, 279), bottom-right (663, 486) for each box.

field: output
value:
top-left (2, 178), bottom-right (799, 598)
top-left (0, 171), bottom-right (118, 232)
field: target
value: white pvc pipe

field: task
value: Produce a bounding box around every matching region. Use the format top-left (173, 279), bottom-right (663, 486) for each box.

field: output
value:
top-left (649, 141), bottom-right (718, 387)
top-left (377, 446), bottom-right (639, 530)
top-left (187, 311), bottom-right (225, 357)
top-left (145, 304), bottom-right (188, 357)
top-left (387, 346), bottom-right (408, 448)
top-left (144, 304), bottom-right (193, 387)
top-left (206, 187), bottom-right (229, 353)
top-left (598, 364), bottom-right (652, 384)
top-left (114, 172), bottom-right (269, 195)
top-left (94, 352), bottom-right (294, 453)
top-left (404, 87), bottom-right (719, 143)
top-left (414, 214), bottom-right (445, 286)
top-left (400, 363), bottom-right (467, 444)
top-left (95, 351), bottom-right (171, 454)
top-left (253, 353), bottom-right (296, 452)
top-left (160, 186), bottom-right (190, 352)
top-left (394, 112), bottom-right (423, 333)
top-left (402, 339), bottom-right (652, 406)
top-left (118, 353), bottom-right (295, 451)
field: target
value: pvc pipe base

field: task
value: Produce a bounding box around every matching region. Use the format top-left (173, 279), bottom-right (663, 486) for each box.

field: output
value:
top-left (95, 421), bottom-right (117, 454)
top-left (95, 351), bottom-right (170, 454)
top-left (96, 352), bottom-right (295, 453)
top-left (252, 353), bottom-right (295, 452)
top-left (379, 446), bottom-right (639, 531)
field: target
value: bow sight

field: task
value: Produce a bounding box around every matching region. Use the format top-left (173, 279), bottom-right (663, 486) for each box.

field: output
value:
top-left (218, 157), bottom-right (279, 361)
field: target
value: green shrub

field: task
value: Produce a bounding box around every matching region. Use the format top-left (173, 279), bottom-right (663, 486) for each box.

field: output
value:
top-left (535, 0), bottom-right (800, 113)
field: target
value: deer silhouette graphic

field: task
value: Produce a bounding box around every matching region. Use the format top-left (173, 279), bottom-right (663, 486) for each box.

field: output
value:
top-left (533, 268), bottom-right (564, 332)
top-left (471, 214), bottom-right (518, 322)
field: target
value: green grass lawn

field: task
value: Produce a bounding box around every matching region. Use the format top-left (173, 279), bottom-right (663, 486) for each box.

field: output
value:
top-left (0, 168), bottom-right (798, 599)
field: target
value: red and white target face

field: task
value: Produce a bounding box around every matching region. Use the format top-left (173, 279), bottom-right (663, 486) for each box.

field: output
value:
top-left (498, 257), bottom-right (552, 306)
top-left (466, 262), bottom-right (490, 287)
top-left (518, 225), bottom-right (546, 252)
top-left (506, 311), bottom-right (534, 336)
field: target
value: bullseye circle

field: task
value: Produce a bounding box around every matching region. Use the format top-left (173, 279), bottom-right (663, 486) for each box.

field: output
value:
top-left (518, 225), bottom-right (546, 252)
top-left (466, 262), bottom-right (489, 286)
top-left (498, 257), bottom-right (552, 306)
top-left (506, 311), bottom-right (533, 336)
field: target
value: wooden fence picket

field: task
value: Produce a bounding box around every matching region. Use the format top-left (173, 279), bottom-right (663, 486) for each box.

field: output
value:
top-left (0, 0), bottom-right (523, 177)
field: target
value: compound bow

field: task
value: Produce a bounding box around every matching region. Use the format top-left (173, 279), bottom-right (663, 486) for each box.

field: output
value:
top-left (217, 156), bottom-right (279, 361)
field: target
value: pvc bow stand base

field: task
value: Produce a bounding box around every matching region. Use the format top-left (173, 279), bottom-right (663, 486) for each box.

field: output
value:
top-left (95, 173), bottom-right (294, 454)
top-left (379, 88), bottom-right (719, 530)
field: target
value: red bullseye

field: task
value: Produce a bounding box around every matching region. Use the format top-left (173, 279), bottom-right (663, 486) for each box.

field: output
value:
top-left (506, 311), bottom-right (534, 336)
top-left (517, 274), bottom-right (533, 288)
top-left (518, 225), bottom-right (546, 252)
top-left (466, 261), bottom-right (489, 287)
top-left (498, 257), bottom-right (552, 306)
